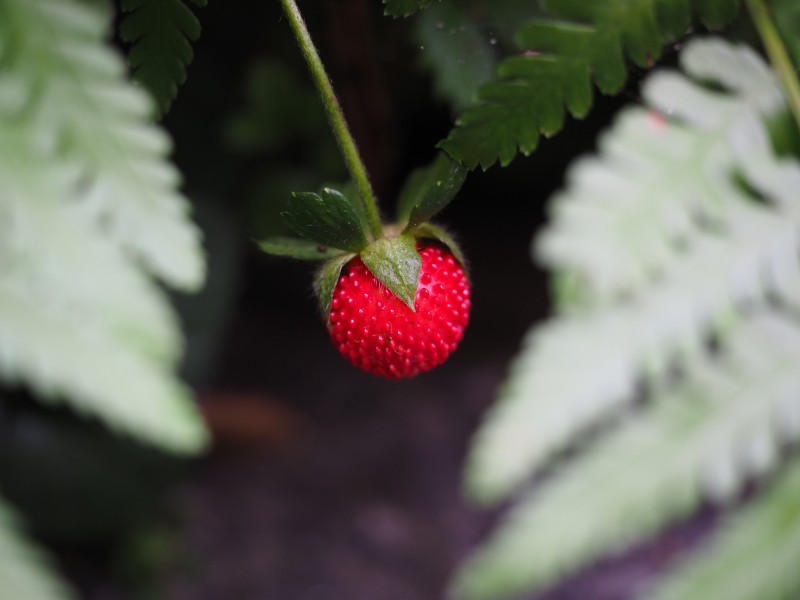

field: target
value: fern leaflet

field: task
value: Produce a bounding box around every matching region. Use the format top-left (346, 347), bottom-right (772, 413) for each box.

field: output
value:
top-left (465, 38), bottom-right (797, 505)
top-left (0, 0), bottom-right (205, 290)
top-left (120, 0), bottom-right (206, 119)
top-left (457, 37), bottom-right (800, 600)
top-left (454, 315), bottom-right (800, 600)
top-left (0, 497), bottom-right (72, 599)
top-left (648, 455), bottom-right (800, 600)
top-left (439, 0), bottom-right (740, 169)
top-left (0, 0), bottom-right (208, 452)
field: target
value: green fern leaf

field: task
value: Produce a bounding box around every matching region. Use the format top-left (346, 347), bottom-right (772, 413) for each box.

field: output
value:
top-left (383, 0), bottom-right (435, 18)
top-left (119, 0), bottom-right (205, 119)
top-left (647, 454), bottom-right (800, 600)
top-left (0, 0), bottom-right (208, 453)
top-left (0, 0), bottom-right (205, 291)
top-left (454, 314), bottom-right (800, 600)
top-left (465, 38), bottom-right (797, 505)
top-left (0, 497), bottom-right (72, 599)
top-left (439, 0), bottom-right (740, 169)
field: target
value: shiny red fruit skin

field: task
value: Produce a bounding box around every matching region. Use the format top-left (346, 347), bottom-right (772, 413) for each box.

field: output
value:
top-left (329, 242), bottom-right (470, 379)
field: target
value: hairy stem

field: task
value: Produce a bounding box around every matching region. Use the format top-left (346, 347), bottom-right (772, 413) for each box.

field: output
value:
top-left (279, 0), bottom-right (382, 240)
top-left (746, 0), bottom-right (800, 131)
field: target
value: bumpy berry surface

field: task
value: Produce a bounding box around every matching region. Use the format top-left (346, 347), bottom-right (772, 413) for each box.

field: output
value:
top-left (329, 242), bottom-right (470, 379)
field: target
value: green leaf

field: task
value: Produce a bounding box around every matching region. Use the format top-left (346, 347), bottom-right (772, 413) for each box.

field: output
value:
top-left (457, 37), bottom-right (800, 600)
top-left (397, 153), bottom-right (468, 231)
top-left (412, 222), bottom-right (468, 271)
top-left (454, 315), bottom-right (800, 600)
top-left (647, 454), bottom-right (800, 600)
top-left (466, 37), bottom-right (791, 505)
top-left (0, 0), bottom-right (208, 454)
top-left (0, 0), bottom-right (205, 291)
top-left (282, 188), bottom-right (369, 253)
top-left (383, 0), bottom-right (434, 18)
top-left (439, 0), bottom-right (741, 169)
top-left (257, 237), bottom-right (346, 260)
top-left (414, 3), bottom-right (498, 110)
top-left (315, 253), bottom-right (356, 323)
top-left (360, 235), bottom-right (422, 310)
top-left (119, 0), bottom-right (205, 119)
top-left (0, 497), bottom-right (73, 599)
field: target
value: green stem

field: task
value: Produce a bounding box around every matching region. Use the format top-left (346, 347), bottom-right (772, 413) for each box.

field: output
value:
top-left (746, 0), bottom-right (800, 131)
top-left (279, 0), bottom-right (383, 240)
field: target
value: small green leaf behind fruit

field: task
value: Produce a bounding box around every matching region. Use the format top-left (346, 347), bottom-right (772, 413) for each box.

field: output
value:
top-left (360, 235), bottom-right (422, 310)
top-left (383, 0), bottom-right (434, 18)
top-left (282, 188), bottom-right (369, 252)
top-left (412, 222), bottom-right (468, 274)
top-left (397, 153), bottom-right (469, 232)
top-left (315, 253), bottom-right (356, 324)
top-left (257, 237), bottom-right (346, 260)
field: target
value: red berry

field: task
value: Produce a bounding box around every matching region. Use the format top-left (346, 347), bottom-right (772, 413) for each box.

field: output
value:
top-left (329, 242), bottom-right (471, 379)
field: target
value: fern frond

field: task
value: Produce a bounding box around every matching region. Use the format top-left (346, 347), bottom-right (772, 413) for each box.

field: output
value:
top-left (0, 0), bottom-right (208, 453)
top-left (647, 454), bottom-right (800, 600)
top-left (0, 0), bottom-right (205, 290)
top-left (439, 0), bottom-right (740, 169)
top-left (454, 314), bottom-right (800, 600)
top-left (0, 496), bottom-right (72, 599)
top-left (383, 0), bottom-right (434, 18)
top-left (465, 38), bottom-right (799, 505)
top-left (120, 0), bottom-right (206, 119)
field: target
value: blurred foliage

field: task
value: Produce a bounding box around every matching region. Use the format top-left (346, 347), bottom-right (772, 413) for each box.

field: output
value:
top-left (413, 2), bottom-right (497, 111)
top-left (0, 0), bottom-right (208, 595)
top-left (456, 37), bottom-right (800, 600)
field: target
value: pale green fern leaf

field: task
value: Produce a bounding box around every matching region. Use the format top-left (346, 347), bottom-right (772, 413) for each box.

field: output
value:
top-left (647, 455), bottom-right (800, 600)
top-left (0, 0), bottom-right (205, 290)
top-left (454, 314), bottom-right (800, 600)
top-left (0, 0), bottom-right (208, 453)
top-left (465, 38), bottom-right (800, 505)
top-left (120, 0), bottom-right (206, 119)
top-left (0, 496), bottom-right (72, 599)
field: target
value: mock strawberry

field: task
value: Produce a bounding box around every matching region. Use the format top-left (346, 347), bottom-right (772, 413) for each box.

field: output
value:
top-left (329, 242), bottom-right (470, 379)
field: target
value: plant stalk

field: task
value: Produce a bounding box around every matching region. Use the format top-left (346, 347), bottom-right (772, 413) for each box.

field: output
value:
top-left (746, 0), bottom-right (800, 131)
top-left (279, 0), bottom-right (383, 240)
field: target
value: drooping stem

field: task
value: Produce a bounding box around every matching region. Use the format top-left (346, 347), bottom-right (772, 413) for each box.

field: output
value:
top-left (746, 0), bottom-right (800, 131)
top-left (279, 0), bottom-right (383, 240)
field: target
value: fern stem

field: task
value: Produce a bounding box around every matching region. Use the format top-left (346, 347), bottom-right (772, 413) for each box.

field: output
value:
top-left (279, 0), bottom-right (382, 240)
top-left (746, 0), bottom-right (800, 131)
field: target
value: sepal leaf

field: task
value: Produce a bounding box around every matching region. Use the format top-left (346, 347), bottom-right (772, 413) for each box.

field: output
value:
top-left (411, 222), bottom-right (468, 273)
top-left (397, 153), bottom-right (468, 232)
top-left (282, 188), bottom-right (369, 253)
top-left (360, 235), bottom-right (422, 310)
top-left (315, 253), bottom-right (356, 324)
top-left (257, 236), bottom-right (346, 260)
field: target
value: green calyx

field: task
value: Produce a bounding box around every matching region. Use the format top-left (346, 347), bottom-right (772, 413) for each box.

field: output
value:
top-left (257, 152), bottom-right (470, 320)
